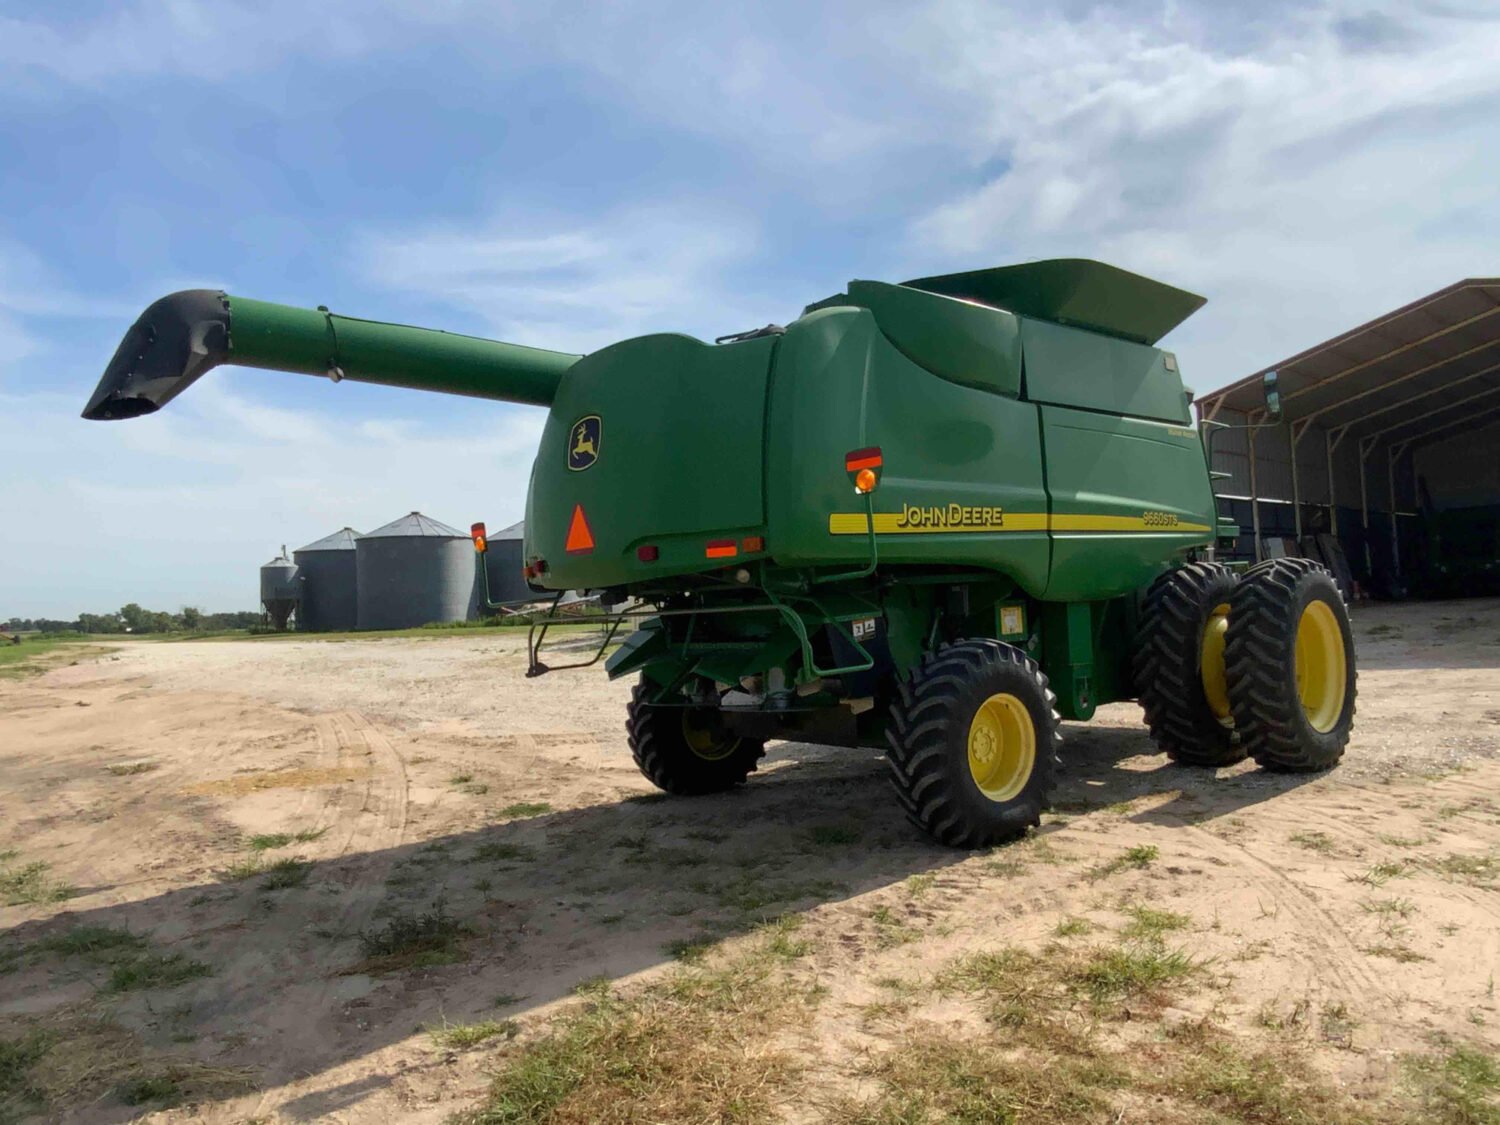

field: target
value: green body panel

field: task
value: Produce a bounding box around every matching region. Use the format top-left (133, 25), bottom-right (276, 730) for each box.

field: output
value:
top-left (764, 307), bottom-right (1052, 594)
top-left (227, 296), bottom-right (578, 406)
top-left (1039, 406), bottom-right (1217, 601)
top-left (526, 333), bottom-right (776, 589)
top-left (904, 258), bottom-right (1206, 346)
top-left (844, 280), bottom-right (1022, 397)
top-left (1021, 318), bottom-right (1189, 424)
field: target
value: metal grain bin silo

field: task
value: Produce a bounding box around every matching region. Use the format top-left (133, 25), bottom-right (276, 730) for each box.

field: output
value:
top-left (355, 512), bottom-right (479, 630)
top-left (293, 527), bottom-right (360, 632)
top-left (259, 548), bottom-right (300, 631)
top-left (482, 519), bottom-right (534, 605)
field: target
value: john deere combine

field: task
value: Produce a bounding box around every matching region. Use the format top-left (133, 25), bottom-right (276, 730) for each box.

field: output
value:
top-left (83, 259), bottom-right (1356, 846)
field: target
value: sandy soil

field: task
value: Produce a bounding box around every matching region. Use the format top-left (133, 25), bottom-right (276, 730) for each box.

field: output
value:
top-left (2, 600), bottom-right (1499, 1122)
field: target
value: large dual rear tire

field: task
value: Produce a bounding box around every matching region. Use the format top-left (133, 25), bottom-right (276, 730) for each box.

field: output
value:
top-left (1227, 557), bottom-right (1357, 771)
top-left (1134, 562), bottom-right (1244, 767)
top-left (885, 640), bottom-right (1059, 848)
top-left (1136, 558), bottom-right (1355, 773)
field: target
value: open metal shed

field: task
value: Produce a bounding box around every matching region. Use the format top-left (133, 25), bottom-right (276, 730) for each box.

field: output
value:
top-left (1196, 278), bottom-right (1500, 593)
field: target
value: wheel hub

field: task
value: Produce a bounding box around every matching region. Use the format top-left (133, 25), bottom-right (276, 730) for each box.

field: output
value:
top-left (966, 692), bottom-right (1036, 803)
top-left (1200, 601), bottom-right (1232, 725)
top-left (1294, 600), bottom-right (1347, 733)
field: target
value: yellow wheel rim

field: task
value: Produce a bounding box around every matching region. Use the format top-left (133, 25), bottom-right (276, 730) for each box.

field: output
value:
top-left (1200, 602), bottom-right (1232, 725)
top-left (967, 692), bottom-right (1036, 803)
top-left (1295, 601), bottom-right (1347, 733)
top-left (682, 712), bottom-right (739, 761)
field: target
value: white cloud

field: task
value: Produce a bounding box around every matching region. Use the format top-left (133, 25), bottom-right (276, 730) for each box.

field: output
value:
top-left (893, 2), bottom-right (1500, 384)
top-left (360, 205), bottom-right (776, 353)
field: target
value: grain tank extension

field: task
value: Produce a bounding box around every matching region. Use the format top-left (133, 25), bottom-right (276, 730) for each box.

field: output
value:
top-left (84, 259), bottom-right (1358, 847)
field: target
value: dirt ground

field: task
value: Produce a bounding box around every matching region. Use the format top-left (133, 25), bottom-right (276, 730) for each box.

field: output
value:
top-left (2, 599), bottom-right (1499, 1122)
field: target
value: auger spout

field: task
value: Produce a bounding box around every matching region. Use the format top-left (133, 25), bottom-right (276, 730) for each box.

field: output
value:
top-left (81, 290), bottom-right (579, 421)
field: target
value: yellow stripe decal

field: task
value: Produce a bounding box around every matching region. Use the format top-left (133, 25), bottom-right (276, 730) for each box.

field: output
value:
top-left (828, 512), bottom-right (1211, 535)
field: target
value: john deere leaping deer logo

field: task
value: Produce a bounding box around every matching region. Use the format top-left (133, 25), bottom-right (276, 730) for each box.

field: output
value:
top-left (568, 415), bottom-right (602, 471)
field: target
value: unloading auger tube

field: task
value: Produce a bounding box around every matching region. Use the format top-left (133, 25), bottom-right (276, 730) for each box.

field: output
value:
top-left (81, 290), bottom-right (580, 420)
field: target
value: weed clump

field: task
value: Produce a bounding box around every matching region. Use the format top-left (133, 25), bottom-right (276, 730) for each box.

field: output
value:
top-left (355, 900), bottom-right (469, 974)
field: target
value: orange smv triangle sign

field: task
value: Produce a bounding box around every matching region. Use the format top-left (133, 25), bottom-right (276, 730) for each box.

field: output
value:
top-left (565, 504), bottom-right (595, 554)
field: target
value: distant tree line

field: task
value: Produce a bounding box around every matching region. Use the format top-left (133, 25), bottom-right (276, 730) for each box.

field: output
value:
top-left (4, 605), bottom-right (262, 635)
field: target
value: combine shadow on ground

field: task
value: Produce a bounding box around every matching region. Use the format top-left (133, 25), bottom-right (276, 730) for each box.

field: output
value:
top-left (2, 721), bottom-right (1326, 1121)
top-left (1054, 721), bottom-right (1327, 827)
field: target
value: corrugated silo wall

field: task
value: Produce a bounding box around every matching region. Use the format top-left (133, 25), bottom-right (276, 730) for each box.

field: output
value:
top-left (293, 549), bottom-right (359, 632)
top-left (482, 539), bottom-right (532, 605)
top-left (1206, 406), bottom-right (1417, 577)
top-left (355, 536), bottom-right (481, 630)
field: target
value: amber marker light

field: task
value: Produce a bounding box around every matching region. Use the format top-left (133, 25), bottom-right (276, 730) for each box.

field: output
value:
top-left (855, 468), bottom-right (878, 494)
top-left (470, 522), bottom-right (488, 553)
top-left (742, 535), bottom-right (765, 552)
top-left (705, 539), bottom-right (738, 559)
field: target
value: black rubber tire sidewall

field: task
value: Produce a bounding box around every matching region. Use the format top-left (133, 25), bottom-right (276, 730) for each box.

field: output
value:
top-left (1134, 562), bottom-right (1245, 767)
top-left (1226, 559), bottom-right (1356, 772)
top-left (886, 641), bottom-right (1058, 849)
top-left (627, 679), bottom-right (765, 795)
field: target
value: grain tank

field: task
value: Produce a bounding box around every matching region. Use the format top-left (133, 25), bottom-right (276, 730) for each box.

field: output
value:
top-left (355, 513), bottom-right (479, 630)
top-left (292, 527), bottom-right (360, 632)
top-left (258, 548), bottom-right (299, 631)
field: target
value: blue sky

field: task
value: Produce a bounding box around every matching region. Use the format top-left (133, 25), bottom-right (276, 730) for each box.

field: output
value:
top-left (3, 0), bottom-right (1499, 617)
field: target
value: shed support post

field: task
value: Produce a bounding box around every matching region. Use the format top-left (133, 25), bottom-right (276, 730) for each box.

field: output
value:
top-left (1324, 427), bottom-right (1336, 529)
top-left (1248, 426), bottom-right (1262, 562)
top-left (1288, 420), bottom-right (1306, 542)
top-left (1358, 436), bottom-right (1374, 578)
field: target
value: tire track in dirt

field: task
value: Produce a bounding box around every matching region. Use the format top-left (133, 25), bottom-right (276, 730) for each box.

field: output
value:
top-left (232, 709), bottom-right (410, 1120)
top-left (1167, 815), bottom-right (1392, 1006)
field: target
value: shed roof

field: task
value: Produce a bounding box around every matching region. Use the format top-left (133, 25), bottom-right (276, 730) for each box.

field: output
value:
top-left (359, 512), bottom-right (467, 539)
top-left (1198, 278), bottom-right (1500, 452)
top-left (294, 527), bottom-right (361, 553)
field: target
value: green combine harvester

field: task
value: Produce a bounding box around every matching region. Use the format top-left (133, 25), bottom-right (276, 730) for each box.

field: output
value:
top-left (83, 259), bottom-right (1356, 847)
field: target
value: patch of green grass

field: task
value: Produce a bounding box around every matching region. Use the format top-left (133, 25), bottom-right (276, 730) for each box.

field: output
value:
top-left (664, 935), bottom-right (718, 963)
top-left (808, 823), bottom-right (862, 847)
top-left (450, 773), bottom-right (474, 785)
top-left (1054, 916), bottom-right (1093, 938)
top-left (32, 926), bottom-right (147, 960)
top-left (1289, 830), bottom-right (1338, 855)
top-left (905, 872), bottom-right (936, 898)
top-left (1361, 896), bottom-right (1416, 919)
top-left (498, 801), bottom-right (552, 819)
top-left (1377, 833), bottom-right (1427, 848)
top-left (429, 1018), bottom-right (520, 1050)
top-left (260, 857), bottom-right (312, 889)
top-left (459, 938), bottom-right (809, 1125)
top-left (470, 842), bottom-right (536, 864)
top-left (1405, 1045), bottom-right (1500, 1124)
top-left (247, 833), bottom-right (293, 851)
top-left (103, 953), bottom-right (212, 993)
top-left (117, 1073), bottom-right (182, 1105)
top-left (0, 1027), bottom-right (55, 1113)
top-left (355, 900), bottom-right (469, 974)
top-left (757, 916), bottom-right (812, 961)
top-left (1087, 844), bottom-right (1159, 881)
top-left (217, 856), bottom-right (266, 881)
top-left (1430, 852), bottom-right (1500, 884)
top-left (1073, 943), bottom-right (1196, 1006)
top-left (1346, 860), bottom-right (1410, 887)
top-left (0, 854), bottom-right (74, 906)
top-left (714, 875), bottom-right (844, 916)
top-left (1120, 904), bottom-right (1191, 940)
top-left (105, 762), bottom-right (158, 776)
